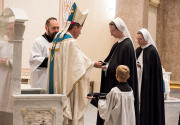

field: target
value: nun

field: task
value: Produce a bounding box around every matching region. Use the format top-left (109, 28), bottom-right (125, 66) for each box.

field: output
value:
top-left (91, 17), bottom-right (140, 125)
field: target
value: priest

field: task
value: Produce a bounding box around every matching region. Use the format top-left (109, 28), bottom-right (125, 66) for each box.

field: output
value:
top-left (29, 17), bottom-right (59, 89)
top-left (95, 17), bottom-right (140, 125)
top-left (46, 2), bottom-right (102, 125)
top-left (136, 28), bottom-right (165, 125)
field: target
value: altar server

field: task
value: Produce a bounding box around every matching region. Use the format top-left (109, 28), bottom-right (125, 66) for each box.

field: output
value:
top-left (88, 65), bottom-right (135, 125)
top-left (29, 17), bottom-right (59, 89)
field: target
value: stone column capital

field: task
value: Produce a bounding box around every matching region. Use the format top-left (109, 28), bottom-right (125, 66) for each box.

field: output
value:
top-left (149, 0), bottom-right (160, 7)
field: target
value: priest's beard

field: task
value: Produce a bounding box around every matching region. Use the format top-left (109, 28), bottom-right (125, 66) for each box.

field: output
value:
top-left (48, 29), bottom-right (57, 39)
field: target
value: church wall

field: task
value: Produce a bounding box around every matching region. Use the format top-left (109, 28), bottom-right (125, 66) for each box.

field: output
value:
top-left (3, 0), bottom-right (59, 69)
top-left (157, 0), bottom-right (180, 83)
top-left (115, 0), bottom-right (149, 49)
top-left (74, 0), bottom-right (115, 92)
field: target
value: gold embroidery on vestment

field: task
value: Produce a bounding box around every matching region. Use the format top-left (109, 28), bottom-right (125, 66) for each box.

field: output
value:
top-left (69, 7), bottom-right (74, 15)
top-left (72, 7), bottom-right (77, 22)
top-left (63, 63), bottom-right (93, 111)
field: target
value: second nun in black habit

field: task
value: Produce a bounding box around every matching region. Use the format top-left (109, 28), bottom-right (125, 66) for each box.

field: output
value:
top-left (136, 28), bottom-right (165, 125)
top-left (91, 17), bottom-right (140, 125)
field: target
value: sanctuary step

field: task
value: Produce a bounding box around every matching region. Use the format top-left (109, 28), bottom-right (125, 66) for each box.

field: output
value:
top-left (21, 88), bottom-right (46, 94)
top-left (21, 84), bottom-right (46, 94)
top-left (170, 82), bottom-right (180, 89)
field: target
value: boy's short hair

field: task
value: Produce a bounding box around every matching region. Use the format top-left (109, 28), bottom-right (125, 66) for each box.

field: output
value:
top-left (116, 65), bottom-right (130, 80)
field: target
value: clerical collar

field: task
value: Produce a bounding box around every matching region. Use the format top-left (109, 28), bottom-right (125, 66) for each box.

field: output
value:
top-left (117, 37), bottom-right (127, 43)
top-left (141, 43), bottom-right (151, 49)
top-left (42, 33), bottom-right (53, 42)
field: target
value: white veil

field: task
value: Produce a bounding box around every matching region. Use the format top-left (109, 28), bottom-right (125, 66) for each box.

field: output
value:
top-left (139, 28), bottom-right (158, 51)
top-left (112, 17), bottom-right (135, 50)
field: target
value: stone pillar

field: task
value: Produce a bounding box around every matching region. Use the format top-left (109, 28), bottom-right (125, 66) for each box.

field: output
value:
top-left (157, 0), bottom-right (180, 83)
top-left (6, 8), bottom-right (28, 96)
top-left (148, 0), bottom-right (160, 44)
top-left (156, 0), bottom-right (164, 59)
top-left (115, 0), bottom-right (149, 48)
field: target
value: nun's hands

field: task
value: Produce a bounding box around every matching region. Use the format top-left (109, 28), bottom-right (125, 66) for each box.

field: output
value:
top-left (102, 65), bottom-right (107, 69)
top-left (137, 62), bottom-right (141, 68)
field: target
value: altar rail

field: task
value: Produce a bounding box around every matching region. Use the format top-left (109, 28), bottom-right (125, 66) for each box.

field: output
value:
top-left (170, 82), bottom-right (180, 89)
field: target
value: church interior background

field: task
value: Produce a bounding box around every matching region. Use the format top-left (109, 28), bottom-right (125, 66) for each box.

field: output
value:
top-left (0, 0), bottom-right (180, 124)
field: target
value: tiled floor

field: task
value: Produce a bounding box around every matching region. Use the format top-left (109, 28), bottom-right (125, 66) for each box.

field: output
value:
top-left (165, 89), bottom-right (180, 125)
top-left (84, 100), bottom-right (98, 125)
top-left (165, 102), bottom-right (180, 125)
top-left (84, 89), bottom-right (180, 125)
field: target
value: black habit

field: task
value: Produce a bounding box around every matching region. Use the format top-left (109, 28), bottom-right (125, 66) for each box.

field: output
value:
top-left (136, 45), bottom-right (165, 125)
top-left (93, 38), bottom-right (140, 125)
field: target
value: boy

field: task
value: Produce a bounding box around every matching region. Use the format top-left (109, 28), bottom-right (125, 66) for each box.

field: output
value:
top-left (87, 65), bottom-right (135, 125)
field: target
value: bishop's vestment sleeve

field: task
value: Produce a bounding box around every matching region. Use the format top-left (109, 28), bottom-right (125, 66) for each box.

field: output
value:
top-left (98, 90), bottom-right (117, 121)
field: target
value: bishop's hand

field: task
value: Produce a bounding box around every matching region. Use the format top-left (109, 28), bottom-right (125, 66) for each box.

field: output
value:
top-left (86, 95), bottom-right (94, 100)
top-left (94, 61), bottom-right (102, 68)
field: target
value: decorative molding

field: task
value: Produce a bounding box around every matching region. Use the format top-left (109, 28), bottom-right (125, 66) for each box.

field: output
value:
top-left (61, 96), bottom-right (67, 102)
top-left (149, 0), bottom-right (160, 8)
top-left (23, 109), bottom-right (54, 125)
top-left (21, 108), bottom-right (26, 114)
top-left (52, 107), bottom-right (56, 112)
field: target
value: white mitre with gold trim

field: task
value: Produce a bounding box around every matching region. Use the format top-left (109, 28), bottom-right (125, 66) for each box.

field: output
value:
top-left (59, 2), bottom-right (89, 38)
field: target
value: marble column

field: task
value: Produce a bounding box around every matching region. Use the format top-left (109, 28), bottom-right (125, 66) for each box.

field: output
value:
top-left (115, 0), bottom-right (149, 48)
top-left (11, 12), bottom-right (27, 95)
top-left (156, 0), bottom-right (164, 60)
top-left (157, 0), bottom-right (180, 83)
top-left (148, 0), bottom-right (160, 44)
